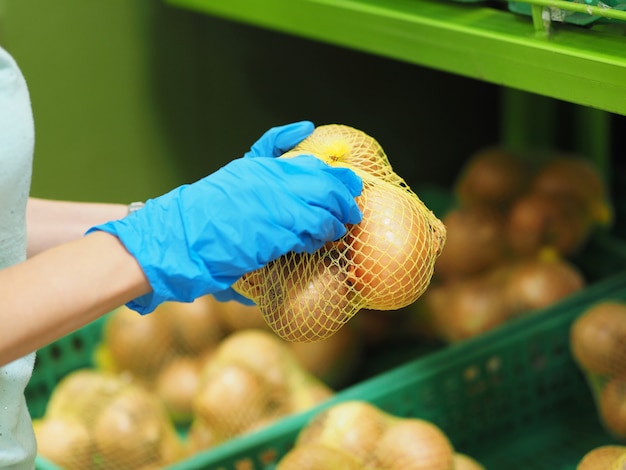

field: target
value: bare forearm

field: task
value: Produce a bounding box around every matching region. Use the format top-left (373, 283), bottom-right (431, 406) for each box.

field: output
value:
top-left (0, 231), bottom-right (150, 366)
top-left (27, 197), bottom-right (128, 257)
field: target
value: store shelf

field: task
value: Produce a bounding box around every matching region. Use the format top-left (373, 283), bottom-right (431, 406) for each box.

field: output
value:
top-left (166, 0), bottom-right (626, 116)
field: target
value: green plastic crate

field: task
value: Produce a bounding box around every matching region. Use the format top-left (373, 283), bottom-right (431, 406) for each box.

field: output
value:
top-left (170, 270), bottom-right (626, 470)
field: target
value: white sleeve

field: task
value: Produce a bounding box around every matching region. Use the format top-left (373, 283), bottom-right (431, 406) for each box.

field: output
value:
top-left (0, 45), bottom-right (34, 269)
top-left (0, 45), bottom-right (37, 470)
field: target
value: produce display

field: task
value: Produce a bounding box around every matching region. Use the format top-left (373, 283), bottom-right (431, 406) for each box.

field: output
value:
top-left (34, 369), bottom-right (185, 470)
top-left (30, 138), bottom-right (624, 470)
top-left (275, 399), bottom-right (485, 470)
top-left (571, 300), bottom-right (626, 441)
top-left (233, 124), bottom-right (446, 343)
top-left (408, 147), bottom-right (612, 343)
top-left (34, 298), bottom-right (339, 469)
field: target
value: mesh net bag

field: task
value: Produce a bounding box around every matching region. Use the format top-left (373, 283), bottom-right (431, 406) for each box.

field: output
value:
top-left (187, 329), bottom-right (335, 454)
top-left (277, 399), bottom-right (483, 470)
top-left (34, 369), bottom-right (184, 470)
top-left (233, 124), bottom-right (446, 342)
top-left (95, 296), bottom-right (228, 426)
top-left (570, 300), bottom-right (626, 441)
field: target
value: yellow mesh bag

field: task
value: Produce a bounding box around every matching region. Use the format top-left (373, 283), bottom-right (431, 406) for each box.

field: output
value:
top-left (570, 301), bottom-right (626, 441)
top-left (34, 369), bottom-right (184, 470)
top-left (234, 124), bottom-right (446, 342)
top-left (187, 329), bottom-right (335, 455)
top-left (278, 399), bottom-right (483, 470)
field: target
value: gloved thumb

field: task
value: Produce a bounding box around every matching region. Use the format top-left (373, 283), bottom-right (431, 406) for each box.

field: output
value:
top-left (245, 120), bottom-right (315, 158)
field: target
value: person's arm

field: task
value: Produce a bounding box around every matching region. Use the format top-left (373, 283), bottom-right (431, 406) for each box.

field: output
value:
top-left (26, 198), bottom-right (129, 258)
top-left (2, 121), bottom-right (362, 367)
top-left (0, 230), bottom-right (150, 366)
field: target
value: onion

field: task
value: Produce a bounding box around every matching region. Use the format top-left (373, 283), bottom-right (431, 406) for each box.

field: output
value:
top-left (570, 301), bottom-right (626, 377)
top-left (430, 271), bottom-right (511, 343)
top-left (454, 453), bottom-right (486, 470)
top-left (91, 383), bottom-right (181, 468)
top-left (104, 306), bottom-right (174, 378)
top-left (347, 177), bottom-right (446, 311)
top-left (193, 362), bottom-right (273, 437)
top-left (280, 123), bottom-right (398, 183)
top-left (599, 376), bottom-right (626, 439)
top-left (296, 400), bottom-right (388, 465)
top-left (506, 191), bottom-right (592, 257)
top-left (237, 249), bottom-right (358, 342)
top-left (454, 145), bottom-right (532, 212)
top-left (577, 445), bottom-right (626, 470)
top-left (434, 206), bottom-right (508, 281)
top-left (276, 443), bottom-right (362, 470)
top-left (34, 417), bottom-right (92, 470)
top-left (503, 249), bottom-right (585, 316)
top-left (531, 154), bottom-right (612, 226)
top-left (155, 356), bottom-right (202, 424)
top-left (372, 417), bottom-right (455, 470)
top-left (158, 296), bottom-right (226, 355)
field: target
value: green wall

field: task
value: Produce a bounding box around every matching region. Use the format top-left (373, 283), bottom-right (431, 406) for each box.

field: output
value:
top-left (0, 0), bottom-right (504, 204)
top-left (0, 0), bottom-right (183, 202)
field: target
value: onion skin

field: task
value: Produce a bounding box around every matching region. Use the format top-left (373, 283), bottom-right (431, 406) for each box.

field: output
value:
top-left (237, 250), bottom-right (357, 342)
top-left (430, 272), bottom-right (512, 343)
top-left (570, 301), bottom-right (626, 377)
top-left (599, 377), bottom-right (626, 439)
top-left (455, 146), bottom-right (532, 212)
top-left (531, 154), bottom-right (612, 226)
top-left (503, 250), bottom-right (585, 317)
top-left (276, 443), bottom-right (362, 470)
top-left (577, 445), bottom-right (626, 470)
top-left (506, 192), bottom-right (592, 258)
top-left (372, 418), bottom-right (455, 470)
top-left (296, 400), bottom-right (388, 465)
top-left (434, 206), bottom-right (508, 282)
top-left (347, 178), bottom-right (446, 311)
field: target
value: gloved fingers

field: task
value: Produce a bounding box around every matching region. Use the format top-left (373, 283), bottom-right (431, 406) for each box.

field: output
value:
top-left (282, 155), bottom-right (363, 226)
top-left (294, 209), bottom-right (352, 253)
top-left (245, 120), bottom-right (314, 158)
top-left (212, 288), bottom-right (256, 305)
top-left (319, 166), bottom-right (364, 222)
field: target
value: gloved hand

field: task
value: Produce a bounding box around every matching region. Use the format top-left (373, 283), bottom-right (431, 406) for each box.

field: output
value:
top-left (213, 120), bottom-right (315, 304)
top-left (89, 147), bottom-right (363, 314)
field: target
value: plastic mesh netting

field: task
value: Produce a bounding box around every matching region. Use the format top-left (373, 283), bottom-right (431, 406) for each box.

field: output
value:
top-left (276, 400), bottom-right (484, 470)
top-left (233, 124), bottom-right (446, 342)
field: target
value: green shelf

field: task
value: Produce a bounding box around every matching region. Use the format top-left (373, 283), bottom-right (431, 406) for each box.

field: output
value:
top-left (166, 0), bottom-right (626, 116)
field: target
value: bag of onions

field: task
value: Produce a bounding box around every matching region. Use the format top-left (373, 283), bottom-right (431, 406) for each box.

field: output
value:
top-left (275, 399), bottom-right (485, 470)
top-left (233, 124), bottom-right (447, 343)
top-left (34, 369), bottom-right (185, 470)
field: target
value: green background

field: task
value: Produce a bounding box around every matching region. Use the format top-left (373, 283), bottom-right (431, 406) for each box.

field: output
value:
top-left (0, 0), bottom-right (504, 203)
top-left (0, 0), bottom-right (622, 206)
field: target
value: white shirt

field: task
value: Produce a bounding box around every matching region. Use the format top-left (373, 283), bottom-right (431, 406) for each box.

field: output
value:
top-left (0, 45), bottom-right (37, 470)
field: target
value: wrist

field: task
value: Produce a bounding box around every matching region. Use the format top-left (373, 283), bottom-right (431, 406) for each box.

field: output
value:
top-left (127, 201), bottom-right (145, 215)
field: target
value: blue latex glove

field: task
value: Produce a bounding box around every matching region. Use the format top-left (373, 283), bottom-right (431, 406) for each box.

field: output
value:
top-left (89, 154), bottom-right (362, 314)
top-left (214, 120), bottom-right (315, 304)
